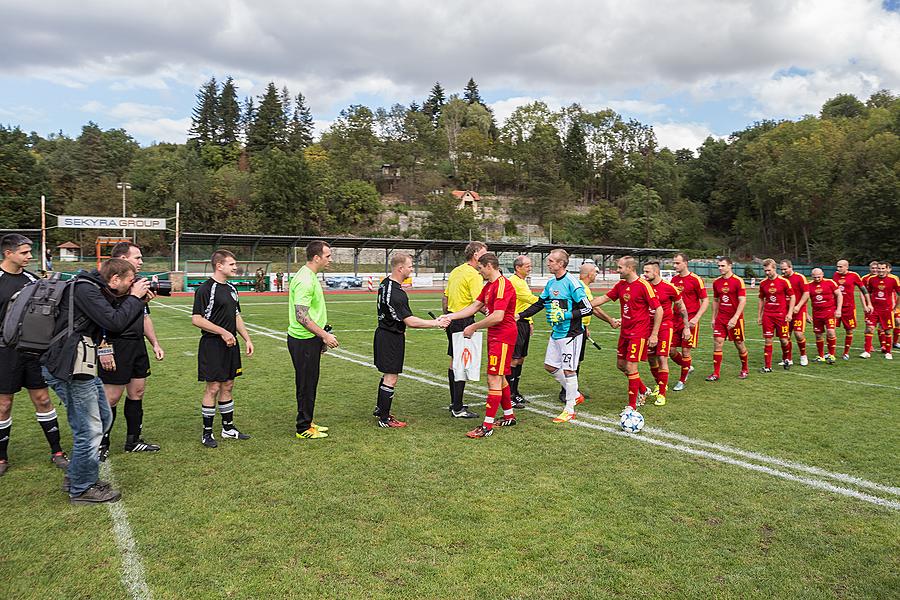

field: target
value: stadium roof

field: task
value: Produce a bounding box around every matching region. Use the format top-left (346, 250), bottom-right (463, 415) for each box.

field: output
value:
top-left (178, 232), bottom-right (678, 257)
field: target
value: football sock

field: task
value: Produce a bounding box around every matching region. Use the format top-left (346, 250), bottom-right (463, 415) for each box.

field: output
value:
top-left (123, 398), bottom-right (143, 438)
top-left (638, 380), bottom-right (648, 395)
top-left (784, 339), bottom-right (793, 362)
top-left (739, 351), bottom-right (749, 372)
top-left (658, 369), bottom-right (669, 398)
top-left (201, 405), bottom-right (216, 435)
top-left (649, 363), bottom-right (660, 383)
top-left (680, 355), bottom-right (692, 383)
top-left (713, 351), bottom-right (723, 376)
top-left (783, 340), bottom-right (792, 362)
top-left (551, 368), bottom-right (567, 388)
top-left (864, 332), bottom-right (873, 352)
top-left (447, 369), bottom-right (463, 411)
top-left (671, 351), bottom-right (685, 368)
top-left (843, 333), bottom-right (853, 355)
top-left (627, 373), bottom-right (641, 409)
top-left (35, 409), bottom-right (63, 454)
top-left (100, 405), bottom-right (116, 449)
top-left (218, 401), bottom-right (235, 431)
top-left (827, 337), bottom-right (836, 356)
top-left (563, 374), bottom-right (579, 413)
top-left (797, 339), bottom-right (807, 357)
top-left (483, 389), bottom-right (501, 429)
top-left (879, 331), bottom-right (890, 353)
top-left (500, 383), bottom-right (513, 411)
top-left (376, 378), bottom-right (395, 421)
top-left (506, 364), bottom-right (522, 396)
top-left (816, 339), bottom-right (825, 358)
top-left (894, 328), bottom-right (899, 345)
top-left (764, 343), bottom-right (773, 369)
top-left (0, 417), bottom-right (11, 461)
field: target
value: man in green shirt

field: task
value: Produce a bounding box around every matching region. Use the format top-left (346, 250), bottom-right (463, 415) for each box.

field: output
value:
top-left (288, 241), bottom-right (339, 440)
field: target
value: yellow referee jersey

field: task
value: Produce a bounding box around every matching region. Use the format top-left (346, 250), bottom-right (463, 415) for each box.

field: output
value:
top-left (445, 263), bottom-right (484, 312)
top-left (580, 279), bottom-right (594, 327)
top-left (509, 273), bottom-right (539, 323)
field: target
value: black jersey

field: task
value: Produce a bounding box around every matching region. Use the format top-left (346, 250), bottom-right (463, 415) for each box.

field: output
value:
top-left (0, 267), bottom-right (39, 323)
top-left (192, 278), bottom-right (241, 336)
top-left (376, 277), bottom-right (413, 334)
top-left (106, 299), bottom-right (149, 341)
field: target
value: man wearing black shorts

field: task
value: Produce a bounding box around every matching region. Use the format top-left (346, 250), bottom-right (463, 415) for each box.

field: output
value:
top-left (191, 249), bottom-right (254, 448)
top-left (507, 255), bottom-right (538, 407)
top-left (374, 253), bottom-right (448, 428)
top-left (98, 242), bottom-right (163, 460)
top-left (0, 234), bottom-right (69, 476)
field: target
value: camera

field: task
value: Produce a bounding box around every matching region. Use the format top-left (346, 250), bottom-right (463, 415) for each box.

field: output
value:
top-left (137, 278), bottom-right (172, 296)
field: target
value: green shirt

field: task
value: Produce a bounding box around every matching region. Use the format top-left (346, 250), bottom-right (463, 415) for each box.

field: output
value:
top-left (288, 265), bottom-right (327, 340)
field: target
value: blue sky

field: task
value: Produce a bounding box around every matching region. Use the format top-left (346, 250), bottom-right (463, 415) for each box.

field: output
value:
top-left (1, 1), bottom-right (898, 152)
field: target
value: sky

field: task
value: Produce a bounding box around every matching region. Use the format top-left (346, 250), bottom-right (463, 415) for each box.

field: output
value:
top-left (1, 0), bottom-right (899, 153)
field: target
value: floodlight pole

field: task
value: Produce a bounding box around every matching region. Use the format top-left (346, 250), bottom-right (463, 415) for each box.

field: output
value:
top-left (116, 182), bottom-right (131, 237)
top-left (41, 194), bottom-right (47, 271)
top-left (174, 201), bottom-right (181, 273)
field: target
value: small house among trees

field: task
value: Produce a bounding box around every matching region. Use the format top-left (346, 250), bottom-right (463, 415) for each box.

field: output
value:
top-left (452, 190), bottom-right (480, 212)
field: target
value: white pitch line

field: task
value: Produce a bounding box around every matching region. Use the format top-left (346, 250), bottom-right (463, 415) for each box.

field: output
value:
top-left (99, 462), bottom-right (153, 600)
top-left (152, 303), bottom-right (900, 510)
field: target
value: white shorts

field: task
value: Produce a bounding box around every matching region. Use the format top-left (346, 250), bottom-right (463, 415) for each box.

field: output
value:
top-left (544, 335), bottom-right (583, 371)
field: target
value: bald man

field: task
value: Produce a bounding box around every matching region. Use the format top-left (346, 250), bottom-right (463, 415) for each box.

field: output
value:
top-left (809, 268), bottom-right (842, 363)
top-left (832, 260), bottom-right (870, 360)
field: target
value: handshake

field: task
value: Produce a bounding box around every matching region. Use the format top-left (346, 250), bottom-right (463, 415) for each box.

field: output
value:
top-left (428, 311), bottom-right (451, 329)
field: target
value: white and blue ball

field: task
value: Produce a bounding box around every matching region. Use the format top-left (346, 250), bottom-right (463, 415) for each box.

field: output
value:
top-left (619, 410), bottom-right (644, 433)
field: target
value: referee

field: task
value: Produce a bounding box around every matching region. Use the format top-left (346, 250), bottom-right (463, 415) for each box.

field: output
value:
top-left (98, 242), bottom-right (163, 459)
top-left (374, 253), bottom-right (448, 428)
top-left (442, 241), bottom-right (487, 418)
top-left (288, 240), bottom-right (339, 440)
top-left (507, 255), bottom-right (538, 407)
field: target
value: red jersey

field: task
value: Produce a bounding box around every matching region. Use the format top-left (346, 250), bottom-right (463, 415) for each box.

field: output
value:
top-left (867, 275), bottom-right (900, 314)
top-left (712, 275), bottom-right (746, 319)
top-left (477, 275), bottom-right (517, 341)
top-left (607, 277), bottom-right (661, 337)
top-left (784, 272), bottom-right (808, 311)
top-left (651, 279), bottom-right (681, 328)
top-left (670, 272), bottom-right (707, 319)
top-left (809, 279), bottom-right (839, 319)
top-left (758, 276), bottom-right (793, 316)
top-left (832, 271), bottom-right (864, 314)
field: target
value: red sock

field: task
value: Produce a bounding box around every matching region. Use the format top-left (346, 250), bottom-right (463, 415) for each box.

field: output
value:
top-left (638, 380), bottom-right (648, 395)
top-left (500, 384), bottom-right (512, 411)
top-left (864, 332), bottom-right (873, 353)
top-left (713, 351), bottom-right (723, 377)
top-left (627, 373), bottom-right (641, 409)
top-left (797, 339), bottom-right (807, 357)
top-left (764, 343), bottom-right (773, 369)
top-left (650, 363), bottom-right (660, 383)
top-left (483, 390), bottom-right (501, 429)
top-left (844, 333), bottom-right (853, 356)
top-left (816, 339), bottom-right (825, 358)
top-left (827, 337), bottom-right (836, 356)
top-left (739, 351), bottom-right (749, 372)
top-left (680, 356), bottom-right (692, 383)
top-left (671, 351), bottom-right (685, 368)
top-left (784, 338), bottom-right (792, 361)
top-left (658, 369), bottom-right (669, 397)
top-left (880, 332), bottom-right (890, 353)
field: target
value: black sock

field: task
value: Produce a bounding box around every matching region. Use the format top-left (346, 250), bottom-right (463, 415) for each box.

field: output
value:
top-left (377, 379), bottom-right (395, 421)
top-left (35, 409), bottom-right (63, 454)
top-left (202, 405), bottom-right (215, 435)
top-left (0, 418), bottom-right (11, 461)
top-left (507, 365), bottom-right (522, 396)
top-left (218, 401), bottom-right (235, 431)
top-left (123, 398), bottom-right (143, 439)
top-left (447, 369), bottom-right (456, 408)
top-left (101, 405), bottom-right (117, 449)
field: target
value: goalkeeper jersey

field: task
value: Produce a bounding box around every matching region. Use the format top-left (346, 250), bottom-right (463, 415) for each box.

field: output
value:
top-left (519, 272), bottom-right (591, 340)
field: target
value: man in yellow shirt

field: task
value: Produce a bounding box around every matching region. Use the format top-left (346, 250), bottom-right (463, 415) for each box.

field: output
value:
top-left (442, 241), bottom-right (487, 418)
top-left (507, 255), bottom-right (538, 407)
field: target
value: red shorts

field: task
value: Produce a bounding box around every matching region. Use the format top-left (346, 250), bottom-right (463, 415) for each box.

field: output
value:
top-left (789, 309), bottom-right (807, 333)
top-left (871, 311), bottom-right (895, 331)
top-left (671, 321), bottom-right (699, 350)
top-left (813, 315), bottom-right (837, 334)
top-left (839, 312), bottom-right (857, 330)
top-left (486, 338), bottom-right (513, 376)
top-left (713, 315), bottom-right (745, 342)
top-left (652, 325), bottom-right (673, 357)
top-left (617, 335), bottom-right (649, 362)
top-left (761, 313), bottom-right (789, 339)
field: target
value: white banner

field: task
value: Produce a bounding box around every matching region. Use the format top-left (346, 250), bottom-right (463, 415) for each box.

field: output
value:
top-left (58, 215), bottom-right (167, 230)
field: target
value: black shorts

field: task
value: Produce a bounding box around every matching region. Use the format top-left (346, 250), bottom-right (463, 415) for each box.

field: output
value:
top-left (374, 328), bottom-right (405, 374)
top-left (446, 316), bottom-right (476, 356)
top-left (99, 338), bottom-right (151, 385)
top-left (0, 346), bottom-right (46, 394)
top-left (513, 320), bottom-right (532, 359)
top-left (197, 335), bottom-right (243, 382)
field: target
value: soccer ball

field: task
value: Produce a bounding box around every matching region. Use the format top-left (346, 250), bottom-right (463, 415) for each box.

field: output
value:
top-left (619, 410), bottom-right (644, 433)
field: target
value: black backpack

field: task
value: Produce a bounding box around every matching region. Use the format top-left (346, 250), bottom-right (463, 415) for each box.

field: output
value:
top-left (0, 273), bottom-right (85, 356)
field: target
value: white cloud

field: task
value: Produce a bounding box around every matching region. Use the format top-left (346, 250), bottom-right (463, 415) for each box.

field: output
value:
top-left (652, 122), bottom-right (722, 153)
top-left (121, 117), bottom-right (191, 144)
top-left (750, 70), bottom-right (883, 118)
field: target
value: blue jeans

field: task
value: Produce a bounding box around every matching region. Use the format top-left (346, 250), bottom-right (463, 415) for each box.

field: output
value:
top-left (42, 368), bottom-right (111, 495)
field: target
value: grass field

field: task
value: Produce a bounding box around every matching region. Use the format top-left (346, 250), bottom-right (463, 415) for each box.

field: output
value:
top-left (1, 291), bottom-right (898, 599)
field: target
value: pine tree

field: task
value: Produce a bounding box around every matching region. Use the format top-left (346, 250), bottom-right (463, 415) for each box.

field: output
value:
top-left (247, 82), bottom-right (287, 153)
top-left (561, 119), bottom-right (590, 198)
top-left (422, 82), bottom-right (446, 126)
top-left (281, 86), bottom-right (293, 128)
top-left (463, 78), bottom-right (483, 106)
top-left (189, 77), bottom-right (220, 146)
top-left (242, 96), bottom-right (255, 142)
top-left (218, 76), bottom-right (241, 146)
top-left (287, 92), bottom-right (315, 151)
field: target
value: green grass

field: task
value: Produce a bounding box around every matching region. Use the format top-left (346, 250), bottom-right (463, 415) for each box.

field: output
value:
top-left (1, 293), bottom-right (898, 599)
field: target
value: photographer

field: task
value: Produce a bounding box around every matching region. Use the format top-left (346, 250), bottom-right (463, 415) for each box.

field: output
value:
top-left (42, 259), bottom-right (149, 504)
top-left (98, 242), bottom-right (164, 460)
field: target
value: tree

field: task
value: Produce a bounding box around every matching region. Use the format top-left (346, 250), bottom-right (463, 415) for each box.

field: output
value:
top-left (320, 105), bottom-right (380, 181)
top-left (246, 83), bottom-right (287, 154)
top-left (189, 77), bottom-right (220, 147)
top-left (561, 119), bottom-right (590, 198)
top-left (422, 82), bottom-right (446, 126)
top-left (821, 94), bottom-right (866, 120)
top-left (622, 184), bottom-right (670, 246)
top-left (0, 126), bottom-right (48, 228)
top-left (463, 78), bottom-right (483, 106)
top-left (218, 76), bottom-right (241, 146)
top-left (251, 148), bottom-right (323, 234)
top-left (287, 93), bottom-right (315, 151)
top-left (421, 194), bottom-right (480, 239)
top-left (331, 180), bottom-right (381, 229)
top-left (866, 89), bottom-right (897, 109)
